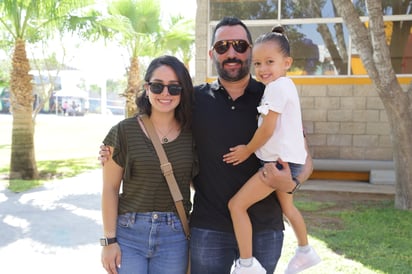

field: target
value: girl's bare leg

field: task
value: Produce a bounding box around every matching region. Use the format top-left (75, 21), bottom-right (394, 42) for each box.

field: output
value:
top-left (278, 192), bottom-right (321, 273)
top-left (276, 191), bottom-right (308, 246)
top-left (228, 172), bottom-right (275, 258)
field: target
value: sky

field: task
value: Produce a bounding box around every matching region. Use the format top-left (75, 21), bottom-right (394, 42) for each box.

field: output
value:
top-left (0, 0), bottom-right (197, 87)
top-left (69, 0), bottom-right (197, 84)
top-left (159, 0), bottom-right (196, 19)
top-left (83, 0), bottom-right (197, 81)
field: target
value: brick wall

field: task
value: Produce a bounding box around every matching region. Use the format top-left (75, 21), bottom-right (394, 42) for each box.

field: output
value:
top-left (299, 82), bottom-right (394, 161)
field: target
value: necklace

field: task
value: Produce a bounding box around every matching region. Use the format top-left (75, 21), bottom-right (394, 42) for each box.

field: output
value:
top-left (155, 124), bottom-right (175, 144)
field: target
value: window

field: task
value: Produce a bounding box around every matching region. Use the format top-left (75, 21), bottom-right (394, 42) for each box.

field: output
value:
top-left (209, 0), bottom-right (412, 76)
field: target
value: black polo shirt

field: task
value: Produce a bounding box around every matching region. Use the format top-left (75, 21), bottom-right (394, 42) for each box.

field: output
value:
top-left (190, 77), bottom-right (285, 233)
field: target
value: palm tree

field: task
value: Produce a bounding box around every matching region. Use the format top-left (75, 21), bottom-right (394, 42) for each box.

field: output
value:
top-left (162, 15), bottom-right (195, 70)
top-left (101, 0), bottom-right (162, 117)
top-left (0, 0), bottom-right (94, 179)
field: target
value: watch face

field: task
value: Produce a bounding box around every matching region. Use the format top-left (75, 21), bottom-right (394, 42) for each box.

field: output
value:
top-left (100, 238), bottom-right (108, 246)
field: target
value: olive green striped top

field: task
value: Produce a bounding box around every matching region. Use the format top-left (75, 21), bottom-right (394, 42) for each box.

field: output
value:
top-left (103, 116), bottom-right (198, 215)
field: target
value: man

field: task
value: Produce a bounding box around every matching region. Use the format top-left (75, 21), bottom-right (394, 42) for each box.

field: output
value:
top-left (100, 16), bottom-right (313, 274)
top-left (189, 17), bottom-right (312, 274)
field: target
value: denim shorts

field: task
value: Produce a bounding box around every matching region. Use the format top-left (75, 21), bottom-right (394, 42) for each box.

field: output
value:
top-left (116, 212), bottom-right (188, 274)
top-left (260, 160), bottom-right (303, 178)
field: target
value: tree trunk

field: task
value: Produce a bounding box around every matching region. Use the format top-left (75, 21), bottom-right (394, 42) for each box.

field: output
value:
top-left (9, 39), bottom-right (39, 179)
top-left (333, 0), bottom-right (412, 210)
top-left (124, 56), bottom-right (140, 118)
top-left (385, 92), bottom-right (412, 209)
top-left (316, 23), bottom-right (348, 74)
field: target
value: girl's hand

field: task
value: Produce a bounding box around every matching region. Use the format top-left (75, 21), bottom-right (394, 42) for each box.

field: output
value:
top-left (223, 145), bottom-right (252, 165)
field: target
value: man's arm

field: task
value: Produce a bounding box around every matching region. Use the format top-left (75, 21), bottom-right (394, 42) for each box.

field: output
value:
top-left (98, 145), bottom-right (111, 166)
top-left (260, 137), bottom-right (313, 192)
top-left (296, 137), bottom-right (313, 184)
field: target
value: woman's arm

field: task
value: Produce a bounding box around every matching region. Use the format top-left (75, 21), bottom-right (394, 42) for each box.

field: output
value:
top-left (101, 146), bottom-right (123, 274)
top-left (102, 146), bottom-right (122, 238)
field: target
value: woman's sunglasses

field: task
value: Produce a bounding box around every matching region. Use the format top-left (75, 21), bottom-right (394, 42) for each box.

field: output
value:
top-left (148, 82), bottom-right (182, 96)
top-left (211, 40), bottom-right (251, 55)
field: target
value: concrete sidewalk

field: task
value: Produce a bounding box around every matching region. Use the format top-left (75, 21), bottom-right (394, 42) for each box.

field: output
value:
top-left (0, 169), bottom-right (105, 274)
top-left (300, 179), bottom-right (395, 195)
top-left (0, 170), bottom-right (395, 274)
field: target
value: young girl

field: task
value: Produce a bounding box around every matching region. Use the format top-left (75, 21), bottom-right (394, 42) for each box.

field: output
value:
top-left (223, 26), bottom-right (321, 274)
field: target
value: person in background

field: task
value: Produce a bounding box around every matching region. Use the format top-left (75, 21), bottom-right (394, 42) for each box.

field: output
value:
top-left (223, 26), bottom-right (321, 274)
top-left (100, 55), bottom-right (197, 274)
top-left (62, 101), bottom-right (68, 115)
top-left (99, 17), bottom-right (314, 274)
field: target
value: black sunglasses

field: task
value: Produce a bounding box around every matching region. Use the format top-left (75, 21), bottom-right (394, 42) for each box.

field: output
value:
top-left (148, 82), bottom-right (183, 96)
top-left (212, 40), bottom-right (251, 54)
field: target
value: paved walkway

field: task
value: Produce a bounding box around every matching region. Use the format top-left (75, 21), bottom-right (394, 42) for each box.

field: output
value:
top-left (0, 170), bottom-right (395, 274)
top-left (300, 179), bottom-right (395, 195)
top-left (0, 169), bottom-right (105, 274)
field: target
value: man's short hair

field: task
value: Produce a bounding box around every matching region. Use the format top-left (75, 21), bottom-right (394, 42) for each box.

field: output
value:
top-left (211, 16), bottom-right (253, 46)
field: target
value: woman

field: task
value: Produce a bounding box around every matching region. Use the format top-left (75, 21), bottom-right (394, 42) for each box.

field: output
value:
top-left (100, 55), bottom-right (197, 274)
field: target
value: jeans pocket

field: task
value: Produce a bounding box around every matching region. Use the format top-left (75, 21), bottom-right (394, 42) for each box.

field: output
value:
top-left (170, 218), bottom-right (185, 233)
top-left (117, 213), bottom-right (133, 228)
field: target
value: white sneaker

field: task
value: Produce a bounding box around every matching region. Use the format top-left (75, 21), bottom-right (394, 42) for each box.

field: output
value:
top-left (284, 246), bottom-right (321, 274)
top-left (232, 257), bottom-right (266, 274)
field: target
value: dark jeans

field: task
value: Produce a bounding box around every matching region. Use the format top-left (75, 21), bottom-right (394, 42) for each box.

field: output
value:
top-left (190, 227), bottom-right (283, 274)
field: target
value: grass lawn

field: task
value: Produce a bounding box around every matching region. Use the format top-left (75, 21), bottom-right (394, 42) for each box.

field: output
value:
top-left (1, 113), bottom-right (411, 274)
top-left (0, 113), bottom-right (123, 190)
top-left (276, 192), bottom-right (412, 273)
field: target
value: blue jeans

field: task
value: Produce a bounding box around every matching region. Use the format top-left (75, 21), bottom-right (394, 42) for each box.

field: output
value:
top-left (116, 212), bottom-right (188, 274)
top-left (190, 227), bottom-right (283, 274)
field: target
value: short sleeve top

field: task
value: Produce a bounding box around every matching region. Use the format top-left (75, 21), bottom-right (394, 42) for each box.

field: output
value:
top-left (103, 116), bottom-right (198, 215)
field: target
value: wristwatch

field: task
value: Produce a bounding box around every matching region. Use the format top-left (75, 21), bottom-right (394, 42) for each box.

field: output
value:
top-left (287, 177), bottom-right (301, 194)
top-left (100, 237), bottom-right (117, 246)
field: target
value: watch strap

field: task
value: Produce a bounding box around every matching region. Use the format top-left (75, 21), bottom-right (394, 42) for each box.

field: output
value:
top-left (100, 237), bottom-right (117, 246)
top-left (287, 177), bottom-right (301, 194)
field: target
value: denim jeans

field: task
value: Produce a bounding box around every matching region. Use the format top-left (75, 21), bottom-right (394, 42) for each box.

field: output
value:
top-left (116, 212), bottom-right (188, 274)
top-left (190, 227), bottom-right (283, 274)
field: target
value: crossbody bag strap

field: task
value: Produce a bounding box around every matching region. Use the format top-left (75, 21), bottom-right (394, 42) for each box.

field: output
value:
top-left (139, 114), bottom-right (190, 239)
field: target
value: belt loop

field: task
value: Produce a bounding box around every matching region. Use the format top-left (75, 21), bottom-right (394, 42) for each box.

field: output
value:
top-left (167, 212), bottom-right (172, 225)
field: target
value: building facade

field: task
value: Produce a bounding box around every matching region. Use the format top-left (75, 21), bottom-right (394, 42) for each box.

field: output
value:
top-left (195, 0), bottom-right (412, 166)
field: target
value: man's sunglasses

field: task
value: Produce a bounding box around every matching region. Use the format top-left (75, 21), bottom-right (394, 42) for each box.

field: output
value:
top-left (211, 40), bottom-right (251, 54)
top-left (148, 82), bottom-right (182, 96)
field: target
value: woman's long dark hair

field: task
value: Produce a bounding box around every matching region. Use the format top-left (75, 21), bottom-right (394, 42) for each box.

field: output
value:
top-left (136, 55), bottom-right (193, 130)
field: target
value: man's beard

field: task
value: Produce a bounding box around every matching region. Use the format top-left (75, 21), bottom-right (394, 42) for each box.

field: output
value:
top-left (214, 57), bottom-right (251, 82)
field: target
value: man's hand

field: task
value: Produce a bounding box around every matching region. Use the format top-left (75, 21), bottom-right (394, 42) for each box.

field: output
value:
top-left (98, 145), bottom-right (111, 166)
top-left (259, 159), bottom-right (295, 193)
